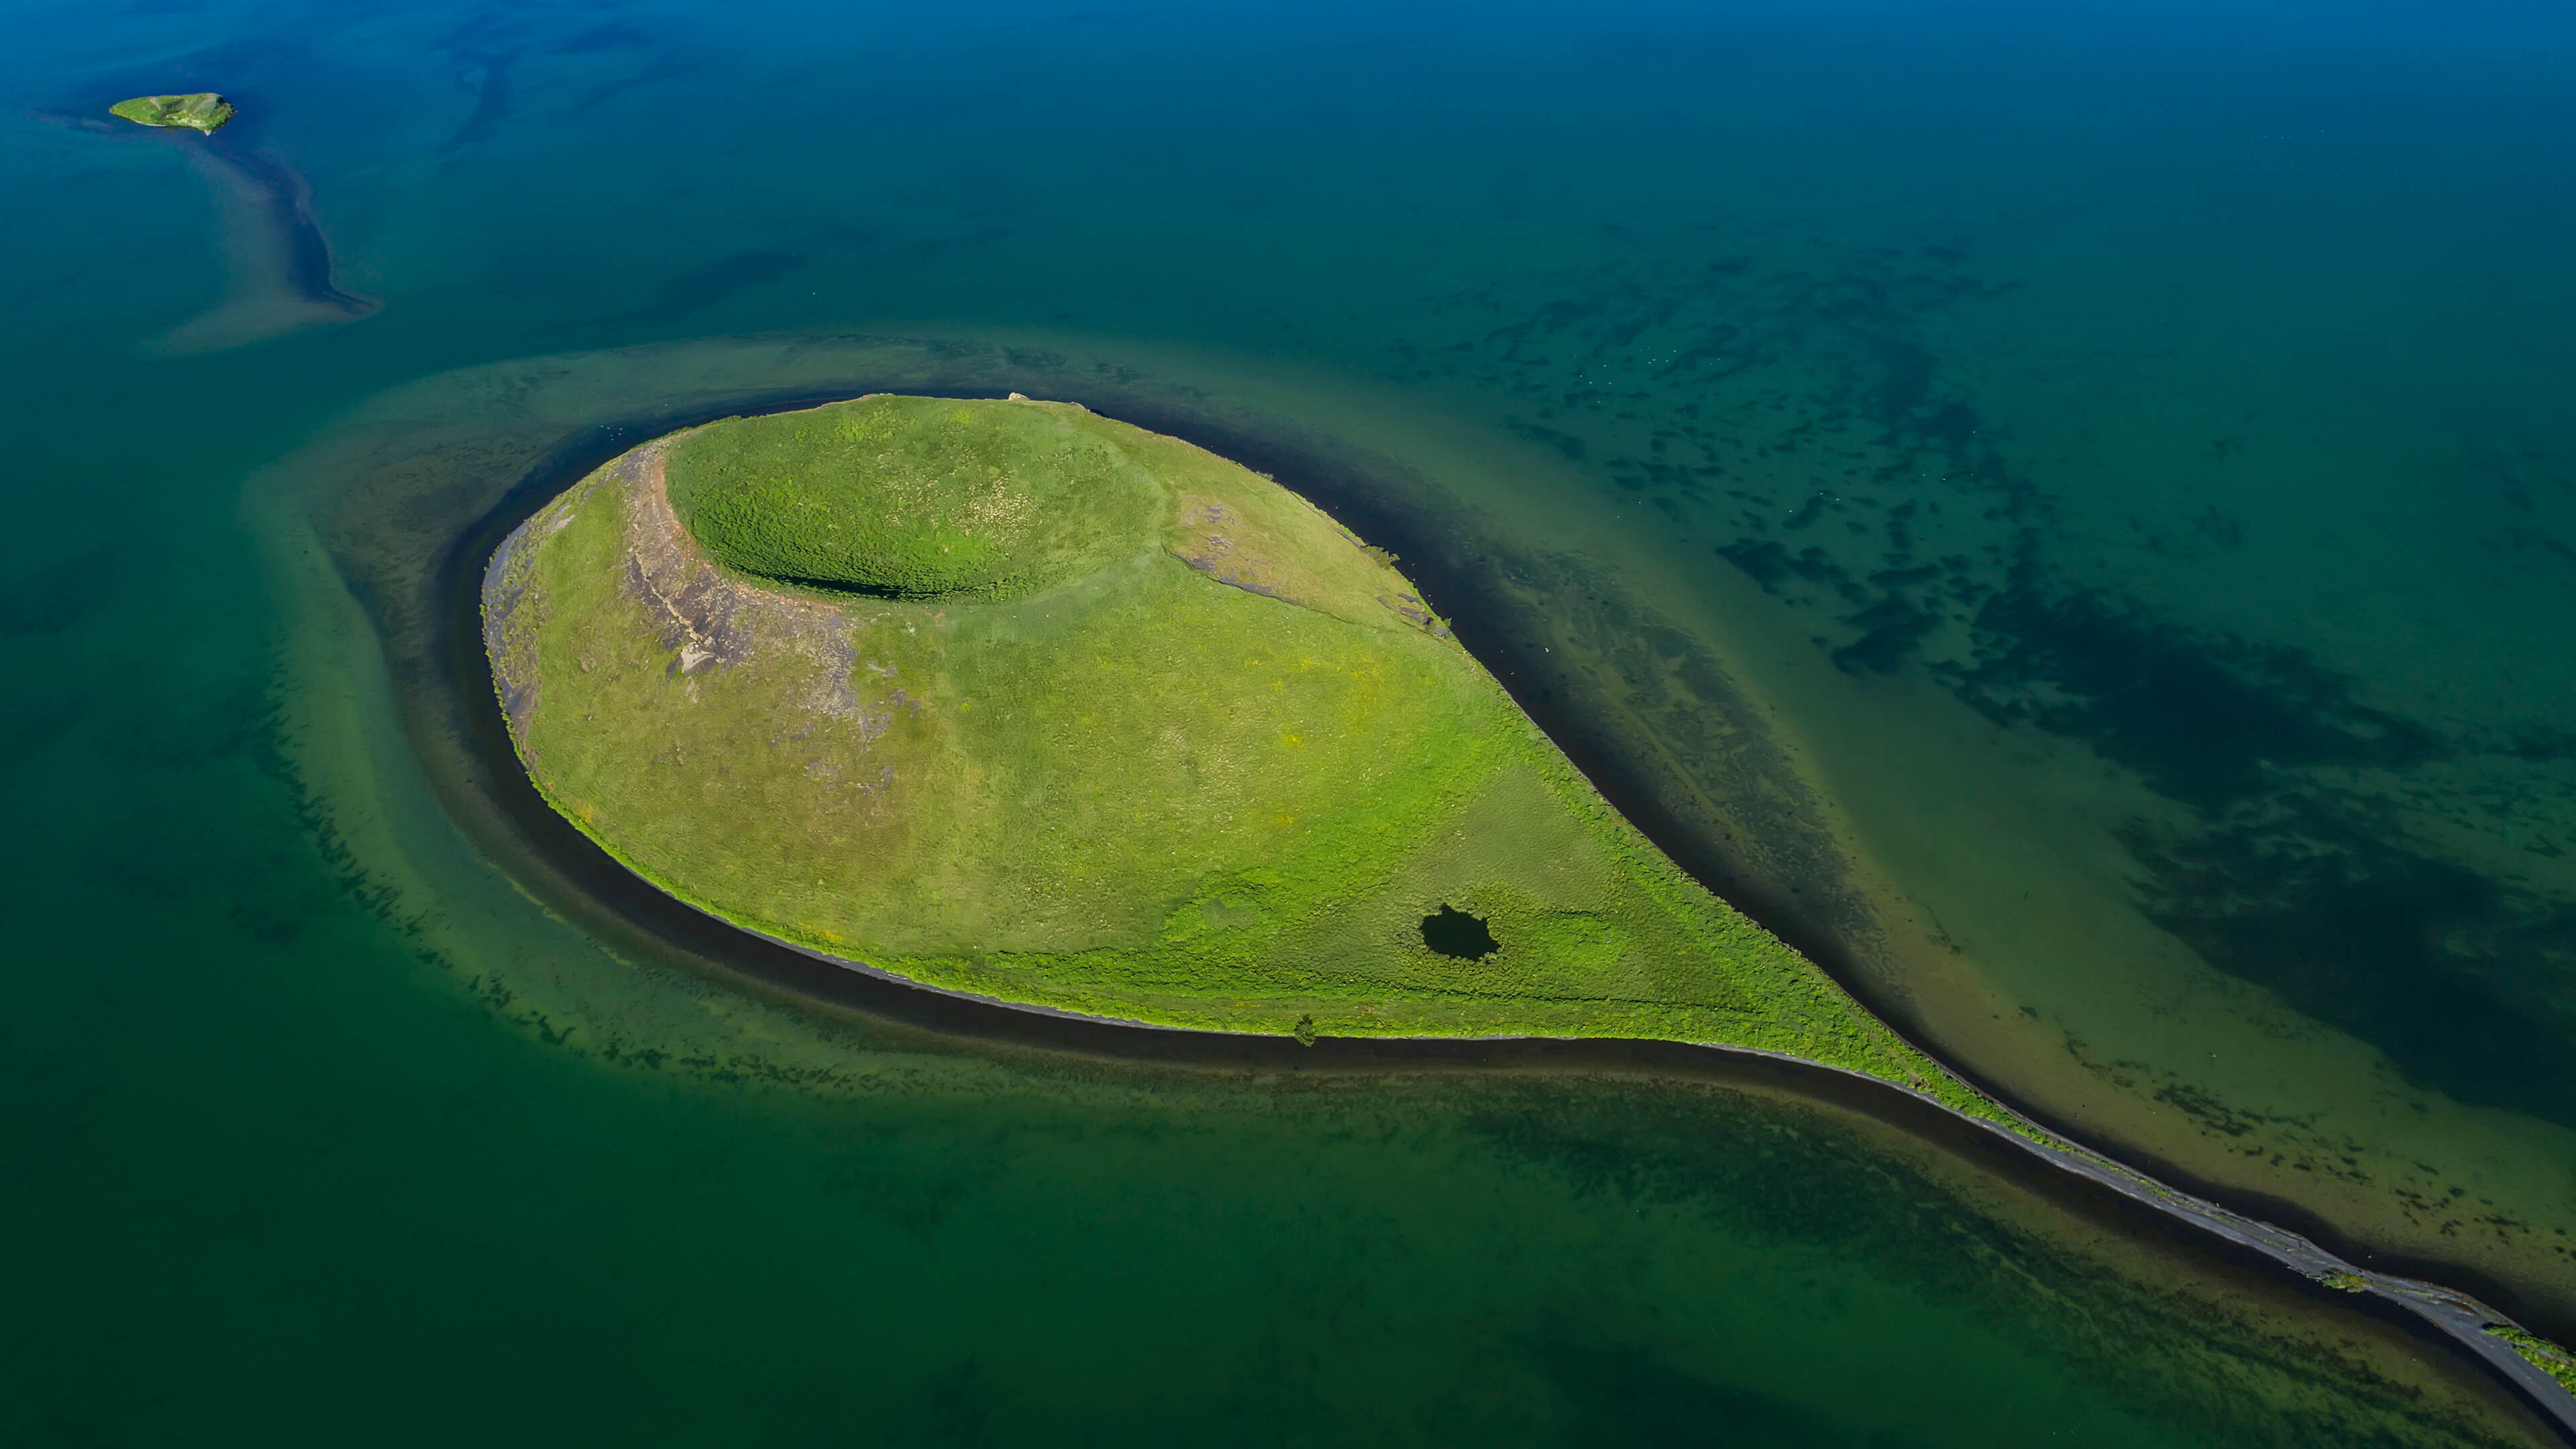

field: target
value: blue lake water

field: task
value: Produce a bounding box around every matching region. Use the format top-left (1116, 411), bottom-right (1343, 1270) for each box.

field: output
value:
top-left (6, 0), bottom-right (2576, 1441)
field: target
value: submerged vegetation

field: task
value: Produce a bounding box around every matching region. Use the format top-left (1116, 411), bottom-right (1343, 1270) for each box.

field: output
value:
top-left (109, 93), bottom-right (235, 133)
top-left (484, 394), bottom-right (1996, 1116)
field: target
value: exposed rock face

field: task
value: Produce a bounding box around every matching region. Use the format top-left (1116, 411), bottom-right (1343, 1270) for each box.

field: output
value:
top-left (482, 444), bottom-right (871, 752)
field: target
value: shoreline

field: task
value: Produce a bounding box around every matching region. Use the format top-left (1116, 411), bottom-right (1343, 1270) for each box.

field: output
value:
top-left (447, 390), bottom-right (2576, 1436)
top-left (1071, 380), bottom-right (2576, 1345)
top-left (712, 873), bottom-right (2576, 1434)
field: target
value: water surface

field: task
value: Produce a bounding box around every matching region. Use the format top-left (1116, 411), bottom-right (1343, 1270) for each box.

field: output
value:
top-left (7, 0), bottom-right (2576, 1439)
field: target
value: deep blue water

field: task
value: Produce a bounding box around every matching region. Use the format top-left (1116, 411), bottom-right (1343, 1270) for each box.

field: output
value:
top-left (6, 0), bottom-right (2576, 1442)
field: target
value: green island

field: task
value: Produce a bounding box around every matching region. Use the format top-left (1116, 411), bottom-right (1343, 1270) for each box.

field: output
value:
top-left (483, 395), bottom-right (1988, 1115)
top-left (109, 93), bottom-right (237, 134)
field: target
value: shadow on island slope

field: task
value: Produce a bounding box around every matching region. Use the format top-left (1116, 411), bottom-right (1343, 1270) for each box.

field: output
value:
top-left (258, 335), bottom-right (2576, 1430)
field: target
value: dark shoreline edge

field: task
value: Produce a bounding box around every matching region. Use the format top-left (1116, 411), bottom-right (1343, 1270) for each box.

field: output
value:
top-left (653, 851), bottom-right (2576, 1439)
top-left (423, 380), bottom-right (2576, 1438)
top-left (1085, 389), bottom-right (2576, 1357)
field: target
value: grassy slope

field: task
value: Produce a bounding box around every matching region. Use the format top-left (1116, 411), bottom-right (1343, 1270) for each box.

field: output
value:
top-left (493, 396), bottom-right (1993, 1118)
top-left (667, 396), bottom-right (1158, 598)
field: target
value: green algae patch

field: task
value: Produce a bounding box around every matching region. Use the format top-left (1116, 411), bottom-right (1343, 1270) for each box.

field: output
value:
top-left (2487, 1326), bottom-right (2576, 1397)
top-left (485, 394), bottom-right (1986, 1114)
top-left (109, 93), bottom-right (236, 134)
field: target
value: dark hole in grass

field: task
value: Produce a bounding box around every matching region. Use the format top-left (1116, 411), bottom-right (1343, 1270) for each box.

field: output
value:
top-left (1421, 905), bottom-right (1498, 960)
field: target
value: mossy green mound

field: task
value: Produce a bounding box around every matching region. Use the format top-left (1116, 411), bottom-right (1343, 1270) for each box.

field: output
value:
top-left (667, 395), bottom-right (1158, 599)
top-left (485, 395), bottom-right (1982, 1111)
top-left (109, 93), bottom-right (235, 133)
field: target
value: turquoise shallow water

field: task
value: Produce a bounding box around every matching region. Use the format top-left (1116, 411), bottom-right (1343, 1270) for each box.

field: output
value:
top-left (7, 0), bottom-right (2576, 1441)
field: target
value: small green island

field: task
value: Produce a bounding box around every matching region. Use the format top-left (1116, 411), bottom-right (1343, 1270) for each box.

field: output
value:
top-left (109, 93), bottom-right (235, 134)
top-left (484, 395), bottom-right (1980, 1109)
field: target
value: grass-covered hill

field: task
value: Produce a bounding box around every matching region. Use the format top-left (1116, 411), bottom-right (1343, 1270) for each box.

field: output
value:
top-left (109, 93), bottom-right (235, 133)
top-left (484, 395), bottom-right (1980, 1108)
